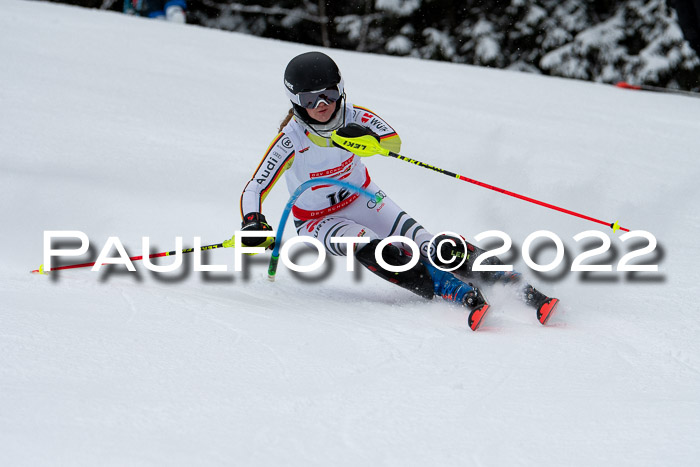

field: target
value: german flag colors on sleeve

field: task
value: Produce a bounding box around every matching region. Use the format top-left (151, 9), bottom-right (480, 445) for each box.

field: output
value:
top-left (240, 132), bottom-right (295, 219)
top-left (352, 105), bottom-right (402, 154)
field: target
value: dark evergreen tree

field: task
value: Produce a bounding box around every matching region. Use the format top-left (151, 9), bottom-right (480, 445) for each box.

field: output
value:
top-left (49, 0), bottom-right (700, 91)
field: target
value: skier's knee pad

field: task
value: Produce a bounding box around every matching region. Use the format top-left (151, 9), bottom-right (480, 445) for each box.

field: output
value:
top-left (356, 239), bottom-right (434, 299)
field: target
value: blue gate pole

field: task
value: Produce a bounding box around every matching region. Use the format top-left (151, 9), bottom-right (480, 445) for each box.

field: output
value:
top-left (267, 178), bottom-right (381, 281)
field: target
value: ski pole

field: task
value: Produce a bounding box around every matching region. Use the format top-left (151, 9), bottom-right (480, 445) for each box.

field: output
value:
top-left (331, 131), bottom-right (630, 233)
top-left (267, 178), bottom-right (381, 282)
top-left (615, 81), bottom-right (700, 98)
top-left (31, 241), bottom-right (229, 274)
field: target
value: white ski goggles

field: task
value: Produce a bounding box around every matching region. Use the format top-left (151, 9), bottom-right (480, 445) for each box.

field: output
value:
top-left (297, 88), bottom-right (341, 109)
top-left (286, 78), bottom-right (345, 109)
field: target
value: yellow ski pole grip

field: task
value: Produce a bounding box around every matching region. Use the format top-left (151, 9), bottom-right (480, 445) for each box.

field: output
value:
top-left (330, 131), bottom-right (390, 157)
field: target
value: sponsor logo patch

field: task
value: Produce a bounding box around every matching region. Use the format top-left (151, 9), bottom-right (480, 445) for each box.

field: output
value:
top-left (309, 157), bottom-right (354, 178)
top-left (369, 118), bottom-right (389, 133)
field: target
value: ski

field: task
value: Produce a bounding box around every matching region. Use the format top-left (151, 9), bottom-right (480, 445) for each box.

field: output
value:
top-left (524, 285), bottom-right (559, 326)
top-left (468, 303), bottom-right (491, 331)
top-left (536, 298), bottom-right (559, 325)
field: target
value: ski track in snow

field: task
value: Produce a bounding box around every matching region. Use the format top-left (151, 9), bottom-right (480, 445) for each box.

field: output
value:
top-left (1, 0), bottom-right (700, 466)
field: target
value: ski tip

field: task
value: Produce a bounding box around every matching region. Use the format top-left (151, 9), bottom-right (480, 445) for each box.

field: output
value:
top-left (537, 298), bottom-right (559, 325)
top-left (615, 81), bottom-right (640, 90)
top-left (468, 304), bottom-right (490, 331)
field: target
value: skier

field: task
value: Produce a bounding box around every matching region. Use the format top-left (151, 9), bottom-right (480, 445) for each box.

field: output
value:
top-left (124, 0), bottom-right (187, 23)
top-left (237, 51), bottom-right (558, 330)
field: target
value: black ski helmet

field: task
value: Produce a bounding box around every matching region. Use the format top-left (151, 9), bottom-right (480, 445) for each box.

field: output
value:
top-left (283, 52), bottom-right (346, 135)
top-left (284, 51), bottom-right (343, 96)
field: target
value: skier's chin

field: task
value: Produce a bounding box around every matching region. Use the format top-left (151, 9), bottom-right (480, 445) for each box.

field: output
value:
top-left (306, 102), bottom-right (337, 123)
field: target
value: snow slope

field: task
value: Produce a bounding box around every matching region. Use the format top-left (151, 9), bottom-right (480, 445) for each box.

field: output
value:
top-left (1, 1), bottom-right (700, 465)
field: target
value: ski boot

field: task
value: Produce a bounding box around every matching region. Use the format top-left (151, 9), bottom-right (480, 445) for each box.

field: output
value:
top-left (425, 262), bottom-right (490, 331)
top-left (524, 285), bottom-right (559, 325)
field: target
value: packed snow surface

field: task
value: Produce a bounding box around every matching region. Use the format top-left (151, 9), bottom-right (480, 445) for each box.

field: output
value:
top-left (1, 1), bottom-right (700, 465)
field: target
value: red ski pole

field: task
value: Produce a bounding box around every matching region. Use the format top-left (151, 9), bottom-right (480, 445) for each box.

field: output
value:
top-left (331, 130), bottom-right (630, 233)
top-left (386, 151), bottom-right (629, 233)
